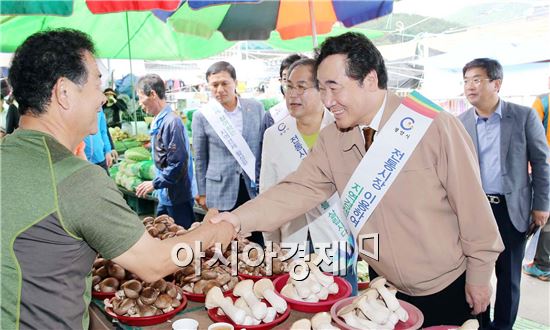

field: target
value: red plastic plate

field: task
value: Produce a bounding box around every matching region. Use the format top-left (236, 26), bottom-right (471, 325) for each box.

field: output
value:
top-left (357, 281), bottom-right (370, 290)
top-left (183, 288), bottom-right (234, 303)
top-left (207, 296), bottom-right (290, 330)
top-left (105, 295), bottom-right (187, 326)
top-left (330, 296), bottom-right (424, 330)
top-left (92, 290), bottom-right (115, 300)
top-left (272, 274), bottom-right (352, 313)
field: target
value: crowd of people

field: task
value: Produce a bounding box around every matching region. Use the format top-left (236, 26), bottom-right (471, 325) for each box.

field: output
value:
top-left (1, 28), bottom-right (548, 330)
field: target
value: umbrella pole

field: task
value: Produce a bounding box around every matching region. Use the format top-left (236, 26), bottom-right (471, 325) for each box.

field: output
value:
top-left (125, 12), bottom-right (137, 135)
top-left (308, 0), bottom-right (318, 48)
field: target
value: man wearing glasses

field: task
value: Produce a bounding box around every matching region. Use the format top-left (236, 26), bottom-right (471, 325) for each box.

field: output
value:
top-left (192, 61), bottom-right (266, 245)
top-left (458, 58), bottom-right (549, 330)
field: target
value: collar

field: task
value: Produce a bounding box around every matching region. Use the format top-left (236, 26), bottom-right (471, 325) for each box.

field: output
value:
top-left (223, 98), bottom-right (241, 114)
top-left (150, 105), bottom-right (172, 135)
top-left (358, 92), bottom-right (387, 132)
top-left (474, 99), bottom-right (502, 121)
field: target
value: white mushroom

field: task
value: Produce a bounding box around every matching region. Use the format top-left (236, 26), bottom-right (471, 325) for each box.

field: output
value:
top-left (205, 287), bottom-right (246, 325)
top-left (458, 319), bottom-right (480, 330)
top-left (290, 318), bottom-right (312, 330)
top-left (370, 277), bottom-right (400, 311)
top-left (281, 283), bottom-right (303, 301)
top-left (262, 307), bottom-right (277, 323)
top-left (307, 255), bottom-right (335, 287)
top-left (355, 295), bottom-right (390, 325)
top-left (311, 312), bottom-right (339, 330)
top-left (254, 278), bottom-right (287, 314)
top-left (233, 279), bottom-right (267, 320)
top-left (385, 283), bottom-right (409, 322)
top-left (327, 282), bottom-right (339, 294)
top-left (337, 303), bottom-right (379, 329)
top-left (315, 286), bottom-right (329, 300)
top-left (234, 297), bottom-right (253, 317)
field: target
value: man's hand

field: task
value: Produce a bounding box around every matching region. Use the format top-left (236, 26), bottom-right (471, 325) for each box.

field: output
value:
top-left (111, 150), bottom-right (119, 163)
top-left (196, 195), bottom-right (208, 211)
top-left (203, 208), bottom-right (219, 222)
top-left (532, 210), bottom-right (549, 227)
top-left (210, 211), bottom-right (241, 233)
top-left (465, 283), bottom-right (492, 315)
top-left (136, 181), bottom-right (154, 198)
top-left (105, 152), bottom-right (113, 168)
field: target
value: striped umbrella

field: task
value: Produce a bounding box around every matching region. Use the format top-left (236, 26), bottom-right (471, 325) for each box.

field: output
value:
top-left (86, 0), bottom-right (393, 46)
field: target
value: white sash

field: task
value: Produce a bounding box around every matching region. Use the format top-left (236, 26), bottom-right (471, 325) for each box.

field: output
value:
top-left (275, 115), bottom-right (355, 271)
top-left (341, 91), bottom-right (443, 239)
top-left (201, 101), bottom-right (256, 182)
top-left (269, 102), bottom-right (289, 123)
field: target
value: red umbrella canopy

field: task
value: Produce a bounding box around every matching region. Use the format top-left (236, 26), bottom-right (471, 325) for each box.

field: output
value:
top-left (85, 0), bottom-right (393, 41)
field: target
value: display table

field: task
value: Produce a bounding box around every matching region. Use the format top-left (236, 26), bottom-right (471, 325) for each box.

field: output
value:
top-left (90, 299), bottom-right (318, 330)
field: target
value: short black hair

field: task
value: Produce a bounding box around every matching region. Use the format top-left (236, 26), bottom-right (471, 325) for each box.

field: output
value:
top-left (314, 32), bottom-right (388, 89)
top-left (9, 29), bottom-right (95, 116)
top-left (280, 54), bottom-right (306, 78)
top-left (287, 58), bottom-right (316, 80)
top-left (136, 74), bottom-right (166, 100)
top-left (206, 61), bottom-right (236, 82)
top-left (462, 58), bottom-right (503, 81)
top-left (1, 79), bottom-right (10, 99)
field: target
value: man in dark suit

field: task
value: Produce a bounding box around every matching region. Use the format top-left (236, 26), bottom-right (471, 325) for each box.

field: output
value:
top-left (458, 58), bottom-right (549, 330)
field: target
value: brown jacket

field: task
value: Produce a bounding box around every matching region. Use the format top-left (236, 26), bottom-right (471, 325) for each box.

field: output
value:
top-left (236, 92), bottom-right (504, 296)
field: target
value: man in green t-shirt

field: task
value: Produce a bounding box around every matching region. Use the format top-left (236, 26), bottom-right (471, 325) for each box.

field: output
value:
top-left (1, 29), bottom-right (235, 330)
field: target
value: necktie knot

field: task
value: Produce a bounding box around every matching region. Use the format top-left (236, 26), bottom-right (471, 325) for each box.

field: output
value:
top-left (363, 127), bottom-right (376, 151)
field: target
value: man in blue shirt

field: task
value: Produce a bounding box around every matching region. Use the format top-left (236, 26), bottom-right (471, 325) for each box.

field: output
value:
top-left (83, 109), bottom-right (112, 172)
top-left (458, 58), bottom-right (549, 330)
top-left (135, 74), bottom-right (195, 229)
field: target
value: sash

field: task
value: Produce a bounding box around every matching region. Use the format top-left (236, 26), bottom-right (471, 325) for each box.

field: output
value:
top-left (341, 91), bottom-right (444, 239)
top-left (275, 115), bottom-right (355, 271)
top-left (269, 102), bottom-right (289, 123)
top-left (201, 101), bottom-right (256, 182)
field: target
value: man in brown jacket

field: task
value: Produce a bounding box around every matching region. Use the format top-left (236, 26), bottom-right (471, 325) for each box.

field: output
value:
top-left (212, 32), bottom-right (503, 327)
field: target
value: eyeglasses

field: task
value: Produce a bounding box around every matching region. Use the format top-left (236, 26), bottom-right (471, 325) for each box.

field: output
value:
top-left (462, 78), bottom-right (493, 86)
top-left (285, 84), bottom-right (315, 95)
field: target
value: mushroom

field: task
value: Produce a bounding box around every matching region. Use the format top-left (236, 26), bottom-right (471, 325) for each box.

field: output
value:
top-left (150, 279), bottom-right (167, 293)
top-left (262, 307), bottom-right (277, 323)
top-left (281, 283), bottom-right (303, 301)
top-left (94, 265), bottom-right (109, 278)
top-left (107, 263), bottom-right (126, 281)
top-left (234, 297), bottom-right (253, 317)
top-left (121, 280), bottom-right (142, 299)
top-left (253, 279), bottom-right (287, 314)
top-left (327, 282), bottom-right (339, 294)
top-left (147, 227), bottom-right (159, 237)
top-left (290, 277), bottom-right (312, 299)
top-left (307, 255), bottom-right (335, 287)
top-left (201, 270), bottom-right (218, 280)
top-left (290, 318), bottom-right (312, 330)
top-left (205, 287), bottom-right (246, 325)
top-left (136, 301), bottom-right (158, 317)
top-left (99, 277), bottom-right (119, 293)
top-left (139, 287), bottom-right (160, 305)
top-left (233, 279), bottom-right (267, 320)
top-left (355, 295), bottom-right (390, 325)
top-left (315, 286), bottom-right (329, 300)
top-left (337, 303), bottom-right (379, 329)
top-left (272, 258), bottom-right (284, 274)
top-left (311, 312), bottom-right (339, 330)
top-left (163, 282), bottom-right (177, 299)
top-left (458, 319), bottom-right (480, 330)
top-left (92, 275), bottom-right (102, 288)
top-left (93, 257), bottom-right (106, 269)
top-left (154, 293), bottom-right (173, 309)
top-left (112, 298), bottom-right (136, 316)
top-left (386, 286), bottom-right (409, 322)
top-left (370, 277), bottom-right (400, 311)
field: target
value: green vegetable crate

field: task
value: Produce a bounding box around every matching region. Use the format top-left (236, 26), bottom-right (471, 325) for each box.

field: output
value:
top-left (123, 192), bottom-right (157, 216)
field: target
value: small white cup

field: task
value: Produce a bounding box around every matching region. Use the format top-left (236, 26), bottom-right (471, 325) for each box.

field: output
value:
top-left (172, 318), bottom-right (199, 330)
top-left (207, 322), bottom-right (235, 330)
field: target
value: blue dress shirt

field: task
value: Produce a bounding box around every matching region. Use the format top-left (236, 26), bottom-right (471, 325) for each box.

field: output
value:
top-left (475, 100), bottom-right (503, 194)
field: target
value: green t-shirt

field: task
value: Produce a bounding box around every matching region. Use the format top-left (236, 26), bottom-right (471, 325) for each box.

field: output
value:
top-left (1, 130), bottom-right (145, 330)
top-left (301, 131), bottom-right (320, 149)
